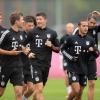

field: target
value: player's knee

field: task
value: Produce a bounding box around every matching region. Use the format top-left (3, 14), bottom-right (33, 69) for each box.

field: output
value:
top-left (15, 88), bottom-right (22, 97)
top-left (28, 85), bottom-right (34, 93)
top-left (0, 88), bottom-right (5, 97)
top-left (0, 91), bottom-right (4, 97)
top-left (88, 81), bottom-right (95, 89)
top-left (74, 88), bottom-right (80, 96)
top-left (35, 86), bottom-right (43, 94)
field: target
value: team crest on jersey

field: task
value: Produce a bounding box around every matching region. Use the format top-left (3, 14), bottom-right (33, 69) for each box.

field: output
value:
top-left (93, 30), bottom-right (96, 35)
top-left (75, 41), bottom-right (78, 44)
top-left (86, 41), bottom-right (90, 45)
top-left (20, 35), bottom-right (23, 40)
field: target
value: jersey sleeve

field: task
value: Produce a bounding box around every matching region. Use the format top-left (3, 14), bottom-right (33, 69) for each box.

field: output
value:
top-left (60, 36), bottom-right (72, 52)
top-left (96, 25), bottom-right (100, 32)
top-left (89, 38), bottom-right (99, 58)
top-left (51, 31), bottom-right (60, 53)
top-left (0, 30), bottom-right (10, 46)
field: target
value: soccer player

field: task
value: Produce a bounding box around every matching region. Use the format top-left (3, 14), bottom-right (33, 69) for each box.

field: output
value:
top-left (0, 11), bottom-right (24, 100)
top-left (0, 12), bottom-right (7, 82)
top-left (73, 11), bottom-right (100, 100)
top-left (60, 23), bottom-right (74, 97)
top-left (61, 20), bottom-right (98, 100)
top-left (21, 16), bottom-right (36, 100)
top-left (23, 12), bottom-right (60, 100)
top-left (87, 11), bottom-right (100, 100)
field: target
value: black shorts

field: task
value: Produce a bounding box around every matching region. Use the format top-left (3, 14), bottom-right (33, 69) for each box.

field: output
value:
top-left (0, 63), bottom-right (24, 88)
top-left (31, 65), bottom-right (50, 86)
top-left (23, 62), bottom-right (33, 84)
top-left (68, 72), bottom-right (87, 86)
top-left (87, 60), bottom-right (97, 80)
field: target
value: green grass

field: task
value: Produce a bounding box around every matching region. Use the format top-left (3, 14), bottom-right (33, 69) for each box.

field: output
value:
top-left (0, 78), bottom-right (100, 100)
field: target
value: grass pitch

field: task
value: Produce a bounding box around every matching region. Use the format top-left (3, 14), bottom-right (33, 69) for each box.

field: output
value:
top-left (0, 78), bottom-right (100, 100)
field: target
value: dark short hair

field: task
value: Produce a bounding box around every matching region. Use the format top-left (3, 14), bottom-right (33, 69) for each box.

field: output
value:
top-left (36, 12), bottom-right (47, 19)
top-left (78, 20), bottom-right (87, 26)
top-left (87, 16), bottom-right (97, 21)
top-left (9, 11), bottom-right (23, 25)
top-left (24, 16), bottom-right (37, 26)
top-left (87, 13), bottom-right (97, 21)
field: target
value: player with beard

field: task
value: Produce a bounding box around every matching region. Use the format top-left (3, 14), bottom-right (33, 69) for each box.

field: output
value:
top-left (21, 16), bottom-right (36, 100)
top-left (61, 20), bottom-right (98, 100)
top-left (23, 12), bottom-right (60, 100)
top-left (73, 11), bottom-right (100, 100)
top-left (87, 11), bottom-right (100, 100)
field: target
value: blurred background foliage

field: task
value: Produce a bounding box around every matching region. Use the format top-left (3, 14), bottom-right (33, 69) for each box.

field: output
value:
top-left (0, 0), bottom-right (100, 37)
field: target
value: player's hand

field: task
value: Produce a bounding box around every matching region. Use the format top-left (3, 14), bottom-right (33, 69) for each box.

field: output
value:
top-left (22, 46), bottom-right (30, 55)
top-left (28, 52), bottom-right (35, 59)
top-left (89, 46), bottom-right (100, 58)
top-left (45, 40), bottom-right (52, 47)
top-left (91, 11), bottom-right (100, 17)
top-left (89, 47), bottom-right (94, 51)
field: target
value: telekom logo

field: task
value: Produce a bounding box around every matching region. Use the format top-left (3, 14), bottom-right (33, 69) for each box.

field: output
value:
top-left (74, 46), bottom-right (81, 54)
top-left (36, 39), bottom-right (43, 47)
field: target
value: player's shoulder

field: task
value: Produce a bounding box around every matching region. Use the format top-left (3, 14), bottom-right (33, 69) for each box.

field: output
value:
top-left (73, 27), bottom-right (79, 35)
top-left (0, 26), bottom-right (8, 33)
top-left (60, 34), bottom-right (66, 39)
top-left (86, 34), bottom-right (94, 41)
top-left (29, 27), bottom-right (39, 34)
top-left (68, 34), bottom-right (79, 42)
top-left (95, 25), bottom-right (100, 29)
top-left (0, 26), bottom-right (6, 31)
top-left (71, 34), bottom-right (77, 38)
top-left (2, 29), bottom-right (10, 35)
top-left (0, 29), bottom-right (10, 43)
top-left (94, 25), bottom-right (100, 32)
top-left (8, 28), bottom-right (14, 34)
top-left (46, 27), bottom-right (57, 34)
